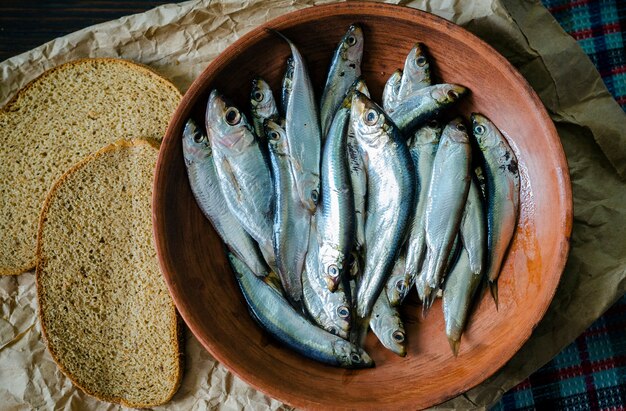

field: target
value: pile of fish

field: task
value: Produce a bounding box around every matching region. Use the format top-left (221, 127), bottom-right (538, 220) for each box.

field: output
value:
top-left (182, 24), bottom-right (520, 368)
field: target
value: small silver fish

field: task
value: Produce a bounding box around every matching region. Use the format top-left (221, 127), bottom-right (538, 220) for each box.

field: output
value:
top-left (229, 253), bottom-right (373, 368)
top-left (388, 84), bottom-right (467, 135)
top-left (182, 119), bottom-right (268, 277)
top-left (317, 101), bottom-right (354, 291)
top-left (303, 222), bottom-right (351, 339)
top-left (370, 291), bottom-right (407, 357)
top-left (422, 118), bottom-right (471, 310)
top-left (275, 31), bottom-right (322, 213)
top-left (205, 90), bottom-right (276, 270)
top-left (320, 24), bottom-right (364, 138)
top-left (250, 77), bottom-right (279, 142)
top-left (389, 121), bottom-right (442, 306)
top-left (346, 77), bottom-right (370, 252)
top-left (443, 178), bottom-right (486, 355)
top-left (350, 92), bottom-right (416, 334)
top-left (471, 113), bottom-right (520, 307)
top-left (398, 42), bottom-right (431, 99)
top-left (265, 118), bottom-right (311, 309)
top-left (382, 69), bottom-right (402, 112)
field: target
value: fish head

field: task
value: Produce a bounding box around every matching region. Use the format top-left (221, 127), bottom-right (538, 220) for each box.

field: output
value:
top-left (206, 89), bottom-right (254, 152)
top-left (296, 174), bottom-right (320, 213)
top-left (263, 117), bottom-right (289, 155)
top-left (351, 91), bottom-right (393, 149)
top-left (319, 243), bottom-right (349, 291)
top-left (471, 113), bottom-right (500, 149)
top-left (250, 77), bottom-right (275, 115)
top-left (388, 275), bottom-right (410, 306)
top-left (323, 298), bottom-right (351, 339)
top-left (443, 117), bottom-right (470, 144)
top-left (370, 311), bottom-right (407, 357)
top-left (332, 339), bottom-right (374, 368)
top-left (339, 24), bottom-right (364, 66)
top-left (181, 118), bottom-right (211, 165)
top-left (406, 42), bottom-right (431, 84)
top-left (411, 119), bottom-right (442, 146)
top-left (430, 84), bottom-right (467, 105)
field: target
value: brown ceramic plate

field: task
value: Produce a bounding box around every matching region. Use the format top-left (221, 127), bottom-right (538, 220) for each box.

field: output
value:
top-left (153, 2), bottom-right (572, 409)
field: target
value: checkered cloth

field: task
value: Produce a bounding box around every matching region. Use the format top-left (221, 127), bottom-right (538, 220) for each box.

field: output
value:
top-left (494, 1), bottom-right (626, 409)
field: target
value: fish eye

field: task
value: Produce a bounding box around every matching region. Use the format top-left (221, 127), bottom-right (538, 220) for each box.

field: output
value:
top-left (474, 125), bottom-right (485, 135)
top-left (416, 56), bottom-right (427, 66)
top-left (337, 306), bottom-right (350, 319)
top-left (364, 109), bottom-right (378, 126)
top-left (447, 89), bottom-right (459, 100)
top-left (267, 130), bottom-right (280, 140)
top-left (350, 352), bottom-right (362, 363)
top-left (347, 35), bottom-right (357, 46)
top-left (328, 326), bottom-right (338, 335)
top-left (456, 123), bottom-right (466, 132)
top-left (327, 264), bottom-right (339, 278)
top-left (395, 279), bottom-right (405, 292)
top-left (224, 107), bottom-right (241, 125)
top-left (311, 189), bottom-right (319, 204)
top-left (253, 91), bottom-right (264, 102)
top-left (428, 119), bottom-right (439, 128)
top-left (192, 132), bottom-right (204, 144)
top-left (392, 331), bottom-right (405, 343)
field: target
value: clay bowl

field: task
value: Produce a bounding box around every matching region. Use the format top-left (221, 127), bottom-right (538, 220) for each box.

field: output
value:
top-left (153, 2), bottom-right (572, 409)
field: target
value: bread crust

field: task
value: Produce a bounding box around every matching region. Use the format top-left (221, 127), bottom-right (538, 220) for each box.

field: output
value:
top-left (1, 58), bottom-right (182, 275)
top-left (36, 139), bottom-right (183, 408)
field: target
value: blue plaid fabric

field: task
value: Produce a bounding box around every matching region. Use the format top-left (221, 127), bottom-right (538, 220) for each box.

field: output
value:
top-left (494, 1), bottom-right (626, 409)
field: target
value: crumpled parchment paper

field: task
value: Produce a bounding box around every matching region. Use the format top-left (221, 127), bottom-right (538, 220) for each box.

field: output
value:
top-left (1, 0), bottom-right (625, 409)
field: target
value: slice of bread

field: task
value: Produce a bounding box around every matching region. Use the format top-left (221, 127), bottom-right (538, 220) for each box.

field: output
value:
top-left (36, 139), bottom-right (183, 408)
top-left (0, 58), bottom-right (182, 275)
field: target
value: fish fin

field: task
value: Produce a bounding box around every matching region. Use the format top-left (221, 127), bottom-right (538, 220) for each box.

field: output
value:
top-left (448, 338), bottom-right (460, 357)
top-left (490, 281), bottom-right (499, 310)
top-left (422, 287), bottom-right (437, 316)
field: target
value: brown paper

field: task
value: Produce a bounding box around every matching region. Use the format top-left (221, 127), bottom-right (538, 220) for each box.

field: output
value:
top-left (1, 0), bottom-right (625, 409)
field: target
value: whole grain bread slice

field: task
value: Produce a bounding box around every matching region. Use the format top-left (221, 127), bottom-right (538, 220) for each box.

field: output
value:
top-left (36, 139), bottom-right (183, 408)
top-left (0, 58), bottom-right (182, 275)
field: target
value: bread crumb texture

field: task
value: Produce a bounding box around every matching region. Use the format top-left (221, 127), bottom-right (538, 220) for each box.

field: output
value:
top-left (37, 139), bottom-right (182, 407)
top-left (0, 58), bottom-right (181, 275)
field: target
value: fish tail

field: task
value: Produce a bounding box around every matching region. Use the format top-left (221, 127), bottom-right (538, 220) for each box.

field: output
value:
top-left (448, 338), bottom-right (461, 357)
top-left (490, 281), bottom-right (499, 310)
top-left (422, 287), bottom-right (437, 316)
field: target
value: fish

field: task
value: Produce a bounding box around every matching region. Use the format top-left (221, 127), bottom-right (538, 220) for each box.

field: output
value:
top-left (370, 291), bottom-right (407, 357)
top-left (346, 77), bottom-right (370, 252)
top-left (388, 121), bottom-right (442, 306)
top-left (274, 31), bottom-right (322, 213)
top-left (471, 113), bottom-right (520, 307)
top-left (443, 178), bottom-right (486, 355)
top-left (320, 24), bottom-right (364, 138)
top-left (182, 118), bottom-right (268, 277)
top-left (422, 118), bottom-right (471, 310)
top-left (385, 253), bottom-right (409, 307)
top-left (350, 91), bottom-right (416, 333)
top-left (280, 57), bottom-right (294, 116)
top-left (317, 100), bottom-right (355, 291)
top-left (205, 90), bottom-right (276, 270)
top-left (265, 117), bottom-right (311, 309)
top-left (397, 42), bottom-right (431, 99)
top-left (250, 77), bottom-right (279, 143)
top-left (302, 221), bottom-right (352, 339)
top-left (228, 253), bottom-right (373, 368)
top-left (388, 83), bottom-right (467, 135)
top-left (382, 69), bottom-right (402, 112)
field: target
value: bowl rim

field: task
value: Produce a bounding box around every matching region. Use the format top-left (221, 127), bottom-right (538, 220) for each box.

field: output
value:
top-left (153, 2), bottom-right (573, 409)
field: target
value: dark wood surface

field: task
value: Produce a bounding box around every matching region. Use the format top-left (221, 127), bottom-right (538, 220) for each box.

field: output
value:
top-left (0, 1), bottom-right (179, 62)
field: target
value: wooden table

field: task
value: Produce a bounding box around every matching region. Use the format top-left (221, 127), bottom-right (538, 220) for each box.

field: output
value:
top-left (0, 1), bottom-right (178, 62)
